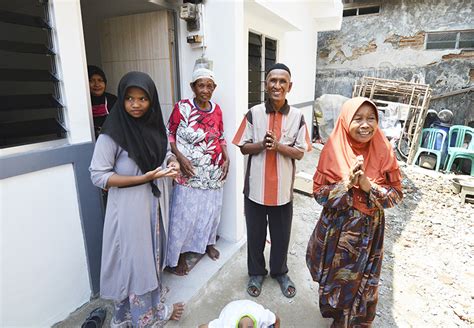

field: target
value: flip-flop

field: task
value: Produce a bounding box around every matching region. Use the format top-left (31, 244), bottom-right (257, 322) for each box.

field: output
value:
top-left (81, 307), bottom-right (106, 328)
top-left (275, 274), bottom-right (296, 298)
top-left (247, 275), bottom-right (264, 297)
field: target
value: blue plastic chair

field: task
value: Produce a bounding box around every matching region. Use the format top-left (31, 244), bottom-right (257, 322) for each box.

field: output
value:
top-left (444, 125), bottom-right (474, 176)
top-left (413, 128), bottom-right (447, 171)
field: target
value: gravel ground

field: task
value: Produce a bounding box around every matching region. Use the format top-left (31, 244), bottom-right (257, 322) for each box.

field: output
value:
top-left (376, 163), bottom-right (474, 327)
top-left (297, 148), bottom-right (474, 327)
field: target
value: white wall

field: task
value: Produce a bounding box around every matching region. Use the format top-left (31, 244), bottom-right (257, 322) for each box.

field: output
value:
top-left (177, 1), bottom-right (247, 242)
top-left (0, 1), bottom-right (94, 325)
top-left (51, 0), bottom-right (94, 145)
top-left (0, 165), bottom-right (90, 327)
top-left (245, 1), bottom-right (317, 147)
top-left (175, 0), bottom-right (342, 242)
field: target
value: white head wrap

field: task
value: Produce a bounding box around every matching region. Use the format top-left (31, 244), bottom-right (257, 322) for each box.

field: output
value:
top-left (191, 67), bottom-right (215, 84)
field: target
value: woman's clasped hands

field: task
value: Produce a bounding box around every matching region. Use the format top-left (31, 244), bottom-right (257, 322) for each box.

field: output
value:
top-left (347, 155), bottom-right (372, 193)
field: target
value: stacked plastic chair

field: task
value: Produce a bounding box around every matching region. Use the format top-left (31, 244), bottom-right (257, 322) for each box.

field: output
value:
top-left (413, 128), bottom-right (447, 171)
top-left (444, 125), bottom-right (474, 176)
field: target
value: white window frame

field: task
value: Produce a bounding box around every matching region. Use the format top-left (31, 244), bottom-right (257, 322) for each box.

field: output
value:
top-left (342, 1), bottom-right (381, 17)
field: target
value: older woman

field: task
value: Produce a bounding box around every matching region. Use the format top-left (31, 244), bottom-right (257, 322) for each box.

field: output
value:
top-left (88, 65), bottom-right (117, 137)
top-left (307, 97), bottom-right (403, 327)
top-left (166, 67), bottom-right (229, 275)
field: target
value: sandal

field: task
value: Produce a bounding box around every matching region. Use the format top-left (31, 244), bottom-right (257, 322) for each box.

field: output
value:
top-left (81, 307), bottom-right (106, 328)
top-left (247, 275), bottom-right (264, 297)
top-left (275, 274), bottom-right (296, 298)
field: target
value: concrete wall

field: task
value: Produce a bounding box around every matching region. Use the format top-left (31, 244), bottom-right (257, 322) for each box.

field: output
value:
top-left (177, 0), bottom-right (247, 243)
top-left (1, 0), bottom-right (94, 326)
top-left (1, 165), bottom-right (91, 327)
top-left (176, 0), bottom-right (342, 242)
top-left (315, 0), bottom-right (474, 125)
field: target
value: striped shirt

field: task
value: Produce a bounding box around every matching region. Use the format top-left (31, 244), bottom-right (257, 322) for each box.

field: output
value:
top-left (232, 100), bottom-right (312, 206)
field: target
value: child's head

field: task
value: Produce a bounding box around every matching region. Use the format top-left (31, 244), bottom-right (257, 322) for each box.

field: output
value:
top-left (238, 316), bottom-right (255, 328)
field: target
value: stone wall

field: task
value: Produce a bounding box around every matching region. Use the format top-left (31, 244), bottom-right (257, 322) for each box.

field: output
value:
top-left (315, 0), bottom-right (473, 125)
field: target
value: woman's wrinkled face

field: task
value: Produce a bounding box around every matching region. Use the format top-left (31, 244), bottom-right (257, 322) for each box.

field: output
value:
top-left (124, 87), bottom-right (151, 118)
top-left (89, 74), bottom-right (106, 97)
top-left (349, 103), bottom-right (378, 143)
top-left (191, 78), bottom-right (216, 104)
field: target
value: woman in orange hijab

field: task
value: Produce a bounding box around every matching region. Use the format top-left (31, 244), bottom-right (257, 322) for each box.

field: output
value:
top-left (306, 97), bottom-right (403, 327)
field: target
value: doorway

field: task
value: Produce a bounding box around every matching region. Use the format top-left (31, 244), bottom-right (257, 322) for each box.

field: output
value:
top-left (80, 0), bottom-right (179, 122)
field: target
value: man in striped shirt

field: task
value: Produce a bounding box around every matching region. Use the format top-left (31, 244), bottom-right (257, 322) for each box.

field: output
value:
top-left (233, 63), bottom-right (312, 299)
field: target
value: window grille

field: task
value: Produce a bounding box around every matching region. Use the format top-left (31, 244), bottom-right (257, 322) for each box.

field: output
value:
top-left (426, 30), bottom-right (474, 50)
top-left (0, 0), bottom-right (66, 149)
top-left (342, 1), bottom-right (380, 17)
top-left (248, 32), bottom-right (277, 109)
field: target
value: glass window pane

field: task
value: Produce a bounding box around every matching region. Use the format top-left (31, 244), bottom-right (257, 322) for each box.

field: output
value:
top-left (359, 6), bottom-right (379, 15)
top-left (459, 40), bottom-right (474, 48)
top-left (426, 41), bottom-right (456, 49)
top-left (459, 31), bottom-right (474, 41)
top-left (427, 32), bottom-right (457, 42)
top-left (343, 9), bottom-right (357, 16)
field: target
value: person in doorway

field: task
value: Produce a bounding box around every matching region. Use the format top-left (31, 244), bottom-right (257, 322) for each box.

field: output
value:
top-left (88, 65), bottom-right (117, 137)
top-left (198, 300), bottom-right (280, 328)
top-left (165, 67), bottom-right (229, 275)
top-left (232, 63), bottom-right (312, 298)
top-left (306, 97), bottom-right (403, 327)
top-left (89, 71), bottom-right (184, 327)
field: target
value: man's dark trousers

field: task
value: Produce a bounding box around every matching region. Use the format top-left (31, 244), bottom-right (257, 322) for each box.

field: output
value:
top-left (244, 197), bottom-right (293, 278)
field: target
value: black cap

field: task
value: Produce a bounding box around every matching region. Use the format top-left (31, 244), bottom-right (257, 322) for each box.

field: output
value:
top-left (265, 63), bottom-right (291, 77)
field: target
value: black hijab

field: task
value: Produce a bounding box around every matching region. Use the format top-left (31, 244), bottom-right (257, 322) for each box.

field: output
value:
top-left (101, 71), bottom-right (168, 197)
top-left (88, 65), bottom-right (107, 106)
top-left (88, 65), bottom-right (117, 109)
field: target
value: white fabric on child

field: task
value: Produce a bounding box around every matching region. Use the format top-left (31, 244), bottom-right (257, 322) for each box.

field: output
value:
top-left (208, 300), bottom-right (276, 328)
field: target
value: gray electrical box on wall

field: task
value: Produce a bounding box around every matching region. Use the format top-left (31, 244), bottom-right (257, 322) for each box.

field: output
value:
top-left (179, 2), bottom-right (204, 48)
top-left (180, 3), bottom-right (200, 31)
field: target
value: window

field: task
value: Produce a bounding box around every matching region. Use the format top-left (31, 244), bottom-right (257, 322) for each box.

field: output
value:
top-left (0, 0), bottom-right (65, 149)
top-left (248, 32), bottom-right (277, 109)
top-left (342, 1), bottom-right (380, 17)
top-left (426, 30), bottom-right (474, 50)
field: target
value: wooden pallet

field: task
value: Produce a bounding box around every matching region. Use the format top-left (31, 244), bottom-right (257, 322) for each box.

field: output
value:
top-left (353, 76), bottom-right (432, 164)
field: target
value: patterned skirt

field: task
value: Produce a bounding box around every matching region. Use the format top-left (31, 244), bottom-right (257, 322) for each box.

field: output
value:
top-left (166, 184), bottom-right (223, 267)
top-left (111, 287), bottom-right (171, 328)
top-left (110, 205), bottom-right (171, 327)
top-left (306, 208), bottom-right (385, 327)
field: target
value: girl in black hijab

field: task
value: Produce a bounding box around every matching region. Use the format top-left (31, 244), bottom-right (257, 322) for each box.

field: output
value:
top-left (88, 65), bottom-right (117, 136)
top-left (90, 71), bottom-right (184, 326)
top-left (100, 71), bottom-right (171, 196)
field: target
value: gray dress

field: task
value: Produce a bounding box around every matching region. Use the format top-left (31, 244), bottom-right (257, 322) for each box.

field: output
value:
top-left (90, 134), bottom-right (172, 303)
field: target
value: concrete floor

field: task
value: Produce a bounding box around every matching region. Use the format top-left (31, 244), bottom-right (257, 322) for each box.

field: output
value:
top-left (166, 199), bottom-right (330, 328)
top-left (55, 147), bottom-right (329, 328)
top-left (166, 148), bottom-right (329, 327)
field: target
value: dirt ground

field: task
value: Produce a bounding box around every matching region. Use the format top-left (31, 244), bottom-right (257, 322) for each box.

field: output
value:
top-left (376, 163), bottom-right (474, 327)
top-left (297, 148), bottom-right (474, 327)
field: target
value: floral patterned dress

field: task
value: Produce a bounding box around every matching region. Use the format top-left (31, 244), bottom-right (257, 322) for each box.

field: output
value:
top-left (306, 181), bottom-right (402, 327)
top-left (166, 99), bottom-right (227, 267)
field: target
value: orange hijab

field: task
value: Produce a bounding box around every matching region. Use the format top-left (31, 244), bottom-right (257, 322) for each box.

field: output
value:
top-left (314, 97), bottom-right (401, 215)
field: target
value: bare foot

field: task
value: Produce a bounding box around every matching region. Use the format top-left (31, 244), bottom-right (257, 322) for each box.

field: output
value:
top-left (175, 254), bottom-right (189, 276)
top-left (170, 302), bottom-right (185, 321)
top-left (206, 245), bottom-right (220, 260)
